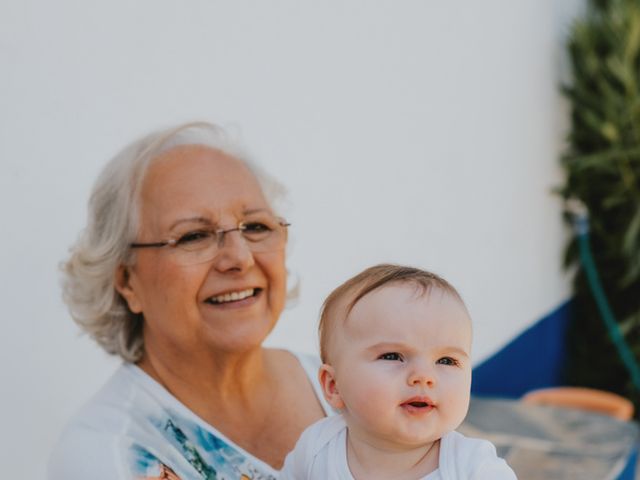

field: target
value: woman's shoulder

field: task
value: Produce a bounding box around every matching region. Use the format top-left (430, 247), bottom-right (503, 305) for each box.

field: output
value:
top-left (268, 348), bottom-right (320, 376)
top-left (49, 362), bottom-right (284, 480)
top-left (48, 422), bottom-right (126, 479)
top-left (55, 364), bottom-right (137, 433)
top-left (47, 365), bottom-right (137, 479)
top-left (272, 349), bottom-right (335, 416)
top-left (286, 349), bottom-right (322, 372)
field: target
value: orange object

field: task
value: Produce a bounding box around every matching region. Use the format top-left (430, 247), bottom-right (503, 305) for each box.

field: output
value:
top-left (521, 386), bottom-right (634, 421)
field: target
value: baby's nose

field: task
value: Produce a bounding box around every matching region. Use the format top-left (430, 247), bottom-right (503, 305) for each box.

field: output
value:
top-left (407, 365), bottom-right (436, 387)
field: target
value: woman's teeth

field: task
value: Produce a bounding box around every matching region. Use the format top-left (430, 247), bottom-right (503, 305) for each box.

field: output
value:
top-left (209, 288), bottom-right (255, 304)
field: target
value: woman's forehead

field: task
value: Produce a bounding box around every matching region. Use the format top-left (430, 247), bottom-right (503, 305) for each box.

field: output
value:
top-left (147, 144), bottom-right (255, 182)
top-left (138, 145), bottom-right (269, 226)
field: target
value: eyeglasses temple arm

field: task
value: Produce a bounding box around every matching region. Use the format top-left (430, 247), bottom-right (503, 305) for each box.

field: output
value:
top-left (130, 241), bottom-right (170, 249)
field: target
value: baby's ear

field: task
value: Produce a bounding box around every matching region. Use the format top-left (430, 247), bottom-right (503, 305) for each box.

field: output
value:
top-left (319, 364), bottom-right (345, 410)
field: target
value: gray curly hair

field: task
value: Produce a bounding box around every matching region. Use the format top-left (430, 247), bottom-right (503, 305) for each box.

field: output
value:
top-left (62, 122), bottom-right (287, 362)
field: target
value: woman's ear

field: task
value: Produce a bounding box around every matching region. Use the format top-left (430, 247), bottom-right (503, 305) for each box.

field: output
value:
top-left (114, 264), bottom-right (143, 314)
top-left (319, 364), bottom-right (345, 410)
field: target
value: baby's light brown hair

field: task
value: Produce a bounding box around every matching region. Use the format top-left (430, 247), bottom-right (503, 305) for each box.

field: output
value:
top-left (319, 264), bottom-right (466, 363)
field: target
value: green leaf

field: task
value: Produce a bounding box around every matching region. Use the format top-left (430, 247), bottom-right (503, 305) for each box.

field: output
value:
top-left (618, 311), bottom-right (640, 336)
top-left (624, 8), bottom-right (640, 65)
top-left (622, 204), bottom-right (640, 256)
top-left (620, 253), bottom-right (640, 286)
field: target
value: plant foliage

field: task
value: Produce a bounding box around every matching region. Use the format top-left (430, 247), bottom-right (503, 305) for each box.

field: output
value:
top-left (560, 0), bottom-right (640, 412)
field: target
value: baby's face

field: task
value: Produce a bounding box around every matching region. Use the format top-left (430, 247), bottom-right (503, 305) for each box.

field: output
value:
top-left (324, 283), bottom-right (472, 450)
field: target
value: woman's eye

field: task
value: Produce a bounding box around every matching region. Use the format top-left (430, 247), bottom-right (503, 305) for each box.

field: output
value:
top-left (243, 222), bottom-right (272, 233)
top-left (241, 222), bottom-right (273, 240)
top-left (378, 352), bottom-right (403, 361)
top-left (176, 230), bottom-right (211, 246)
top-left (437, 357), bottom-right (459, 366)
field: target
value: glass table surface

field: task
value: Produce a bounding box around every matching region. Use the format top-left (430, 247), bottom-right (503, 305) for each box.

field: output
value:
top-left (460, 396), bottom-right (639, 480)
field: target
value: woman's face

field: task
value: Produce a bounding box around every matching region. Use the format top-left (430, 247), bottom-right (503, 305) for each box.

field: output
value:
top-left (116, 145), bottom-right (287, 358)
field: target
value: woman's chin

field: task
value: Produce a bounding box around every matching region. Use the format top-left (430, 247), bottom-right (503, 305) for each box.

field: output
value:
top-left (199, 318), bottom-right (277, 355)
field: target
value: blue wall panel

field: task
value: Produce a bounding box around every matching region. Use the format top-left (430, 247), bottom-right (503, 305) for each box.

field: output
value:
top-left (472, 301), bottom-right (572, 398)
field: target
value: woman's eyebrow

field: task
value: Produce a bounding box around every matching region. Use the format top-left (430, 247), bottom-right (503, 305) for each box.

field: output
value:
top-left (243, 207), bottom-right (270, 215)
top-left (169, 217), bottom-right (213, 230)
top-left (168, 209), bottom-right (272, 230)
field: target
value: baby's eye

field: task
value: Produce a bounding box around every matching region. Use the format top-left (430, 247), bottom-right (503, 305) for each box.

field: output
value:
top-left (378, 352), bottom-right (403, 361)
top-left (436, 357), bottom-right (459, 367)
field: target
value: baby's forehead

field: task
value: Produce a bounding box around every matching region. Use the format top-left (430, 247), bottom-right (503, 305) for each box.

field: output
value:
top-left (355, 283), bottom-right (471, 337)
top-left (320, 270), bottom-right (471, 364)
top-left (322, 283), bottom-right (471, 358)
top-left (346, 281), bottom-right (466, 318)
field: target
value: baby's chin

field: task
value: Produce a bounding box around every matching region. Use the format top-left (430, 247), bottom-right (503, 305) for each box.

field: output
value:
top-left (401, 437), bottom-right (441, 449)
top-left (393, 420), bottom-right (467, 449)
top-left (379, 429), bottom-right (444, 450)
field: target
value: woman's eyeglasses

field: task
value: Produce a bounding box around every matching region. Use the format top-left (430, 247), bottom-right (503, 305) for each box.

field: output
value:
top-left (130, 217), bottom-right (290, 265)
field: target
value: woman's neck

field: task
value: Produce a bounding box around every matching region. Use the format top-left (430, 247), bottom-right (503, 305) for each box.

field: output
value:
top-left (138, 347), bottom-right (325, 469)
top-left (137, 344), bottom-right (273, 414)
top-left (346, 430), bottom-right (440, 480)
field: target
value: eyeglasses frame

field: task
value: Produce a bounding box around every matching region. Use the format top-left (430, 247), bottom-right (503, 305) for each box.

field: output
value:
top-left (129, 219), bottom-right (290, 252)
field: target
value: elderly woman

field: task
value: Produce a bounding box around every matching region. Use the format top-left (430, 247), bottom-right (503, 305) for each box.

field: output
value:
top-left (49, 122), bottom-right (330, 479)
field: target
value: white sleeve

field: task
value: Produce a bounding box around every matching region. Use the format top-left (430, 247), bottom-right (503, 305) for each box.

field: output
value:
top-left (279, 450), bottom-right (304, 480)
top-left (444, 432), bottom-right (517, 480)
top-left (47, 427), bottom-right (130, 480)
top-left (280, 415), bottom-right (347, 480)
top-left (465, 438), bottom-right (517, 480)
top-left (471, 457), bottom-right (518, 480)
top-left (279, 425), bottom-right (315, 480)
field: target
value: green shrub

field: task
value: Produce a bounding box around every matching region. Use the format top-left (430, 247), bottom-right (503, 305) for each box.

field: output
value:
top-left (560, 0), bottom-right (640, 414)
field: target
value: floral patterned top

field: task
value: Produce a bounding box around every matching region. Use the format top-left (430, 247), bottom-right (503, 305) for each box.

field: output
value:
top-left (48, 352), bottom-right (330, 480)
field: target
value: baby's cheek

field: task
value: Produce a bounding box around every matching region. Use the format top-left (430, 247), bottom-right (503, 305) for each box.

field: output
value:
top-left (350, 382), bottom-right (394, 417)
top-left (448, 384), bottom-right (471, 426)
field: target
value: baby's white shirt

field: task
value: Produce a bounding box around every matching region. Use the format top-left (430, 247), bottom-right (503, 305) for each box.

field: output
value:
top-left (280, 415), bottom-right (517, 480)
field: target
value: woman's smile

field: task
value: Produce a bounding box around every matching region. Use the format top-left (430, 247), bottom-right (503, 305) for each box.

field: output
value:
top-left (206, 288), bottom-right (258, 304)
top-left (203, 287), bottom-right (263, 308)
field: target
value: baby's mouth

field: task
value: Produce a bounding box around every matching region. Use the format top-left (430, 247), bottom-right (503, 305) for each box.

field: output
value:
top-left (400, 396), bottom-right (435, 411)
top-left (205, 288), bottom-right (261, 305)
top-left (406, 401), bottom-right (430, 408)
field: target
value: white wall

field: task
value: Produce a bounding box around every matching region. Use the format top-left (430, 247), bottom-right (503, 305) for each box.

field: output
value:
top-left (1, 1), bottom-right (583, 477)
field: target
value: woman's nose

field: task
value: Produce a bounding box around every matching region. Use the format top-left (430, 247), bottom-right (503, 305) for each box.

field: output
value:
top-left (212, 230), bottom-right (255, 272)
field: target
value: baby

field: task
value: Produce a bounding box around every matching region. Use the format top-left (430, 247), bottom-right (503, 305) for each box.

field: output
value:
top-left (281, 264), bottom-right (516, 480)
